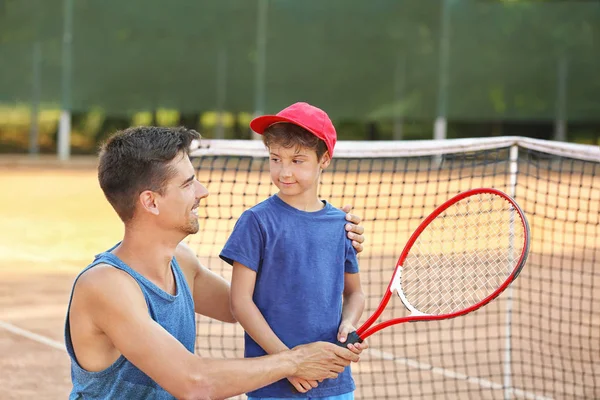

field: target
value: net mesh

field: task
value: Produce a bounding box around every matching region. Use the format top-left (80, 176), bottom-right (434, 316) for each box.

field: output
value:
top-left (402, 192), bottom-right (527, 316)
top-left (188, 137), bottom-right (599, 399)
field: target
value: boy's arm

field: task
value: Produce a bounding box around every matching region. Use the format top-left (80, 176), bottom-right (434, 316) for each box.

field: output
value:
top-left (231, 261), bottom-right (320, 393)
top-left (337, 272), bottom-right (366, 345)
top-left (230, 261), bottom-right (289, 354)
top-left (73, 266), bottom-right (356, 400)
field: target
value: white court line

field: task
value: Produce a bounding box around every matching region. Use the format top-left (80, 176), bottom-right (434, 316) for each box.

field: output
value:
top-left (367, 347), bottom-right (554, 400)
top-left (0, 320), bottom-right (66, 352)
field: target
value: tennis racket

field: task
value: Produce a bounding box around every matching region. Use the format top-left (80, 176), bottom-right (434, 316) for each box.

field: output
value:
top-left (338, 188), bottom-right (530, 346)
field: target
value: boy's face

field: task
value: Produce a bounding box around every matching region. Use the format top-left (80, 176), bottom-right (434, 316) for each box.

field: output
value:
top-left (268, 144), bottom-right (330, 200)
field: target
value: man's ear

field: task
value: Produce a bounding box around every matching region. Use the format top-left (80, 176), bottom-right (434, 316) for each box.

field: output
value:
top-left (139, 190), bottom-right (160, 216)
top-left (320, 151), bottom-right (331, 169)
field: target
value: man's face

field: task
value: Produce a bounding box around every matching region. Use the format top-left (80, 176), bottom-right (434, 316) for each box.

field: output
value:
top-left (157, 152), bottom-right (208, 235)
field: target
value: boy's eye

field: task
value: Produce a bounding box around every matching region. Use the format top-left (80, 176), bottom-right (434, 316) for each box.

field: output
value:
top-left (293, 159), bottom-right (304, 164)
top-left (270, 157), bottom-right (280, 162)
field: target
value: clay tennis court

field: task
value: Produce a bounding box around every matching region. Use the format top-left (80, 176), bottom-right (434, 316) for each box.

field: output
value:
top-left (0, 153), bottom-right (597, 399)
top-left (0, 157), bottom-right (121, 399)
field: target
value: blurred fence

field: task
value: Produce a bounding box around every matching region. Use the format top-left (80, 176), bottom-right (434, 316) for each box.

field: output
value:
top-left (1, 0), bottom-right (600, 121)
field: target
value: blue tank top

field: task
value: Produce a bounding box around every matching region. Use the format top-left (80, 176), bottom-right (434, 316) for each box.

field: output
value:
top-left (65, 245), bottom-right (196, 399)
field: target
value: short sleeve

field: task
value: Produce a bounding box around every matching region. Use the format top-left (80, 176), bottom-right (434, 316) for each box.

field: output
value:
top-left (344, 236), bottom-right (359, 274)
top-left (219, 210), bottom-right (264, 272)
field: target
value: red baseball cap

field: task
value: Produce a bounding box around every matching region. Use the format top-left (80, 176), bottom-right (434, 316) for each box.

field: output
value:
top-left (250, 102), bottom-right (337, 157)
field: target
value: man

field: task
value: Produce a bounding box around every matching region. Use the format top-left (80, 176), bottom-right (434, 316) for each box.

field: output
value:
top-left (65, 126), bottom-right (367, 399)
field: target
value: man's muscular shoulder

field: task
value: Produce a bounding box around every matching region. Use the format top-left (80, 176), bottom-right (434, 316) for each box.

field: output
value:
top-left (73, 264), bottom-right (144, 315)
top-left (76, 263), bottom-right (138, 293)
top-left (174, 242), bottom-right (202, 276)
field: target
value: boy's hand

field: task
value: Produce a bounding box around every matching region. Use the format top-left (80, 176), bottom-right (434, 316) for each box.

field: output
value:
top-left (337, 320), bottom-right (357, 345)
top-left (288, 376), bottom-right (318, 393)
top-left (337, 321), bottom-right (369, 355)
top-left (341, 205), bottom-right (365, 253)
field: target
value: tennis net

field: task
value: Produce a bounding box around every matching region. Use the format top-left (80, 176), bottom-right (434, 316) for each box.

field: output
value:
top-left (188, 137), bottom-right (599, 399)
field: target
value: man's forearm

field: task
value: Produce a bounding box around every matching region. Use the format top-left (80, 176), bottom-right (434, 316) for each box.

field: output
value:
top-left (177, 341), bottom-right (356, 399)
top-left (188, 351), bottom-right (297, 400)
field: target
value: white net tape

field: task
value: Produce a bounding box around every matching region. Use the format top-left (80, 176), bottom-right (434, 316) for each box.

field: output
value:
top-left (190, 136), bottom-right (600, 161)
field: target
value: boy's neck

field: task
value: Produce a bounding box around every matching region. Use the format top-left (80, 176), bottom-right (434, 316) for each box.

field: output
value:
top-left (276, 192), bottom-right (325, 212)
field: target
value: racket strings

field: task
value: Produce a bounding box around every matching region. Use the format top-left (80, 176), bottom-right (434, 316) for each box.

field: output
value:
top-left (401, 193), bottom-right (525, 316)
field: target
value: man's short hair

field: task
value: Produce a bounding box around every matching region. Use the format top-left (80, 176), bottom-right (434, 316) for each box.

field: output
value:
top-left (262, 123), bottom-right (328, 160)
top-left (98, 126), bottom-right (200, 222)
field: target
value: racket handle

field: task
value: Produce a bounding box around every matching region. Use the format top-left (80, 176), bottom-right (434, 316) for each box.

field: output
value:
top-left (335, 331), bottom-right (363, 347)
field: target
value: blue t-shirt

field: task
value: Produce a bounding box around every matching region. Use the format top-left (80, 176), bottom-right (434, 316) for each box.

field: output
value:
top-left (220, 194), bottom-right (359, 398)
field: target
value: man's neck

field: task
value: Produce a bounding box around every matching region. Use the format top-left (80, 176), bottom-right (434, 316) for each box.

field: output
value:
top-left (112, 222), bottom-right (185, 288)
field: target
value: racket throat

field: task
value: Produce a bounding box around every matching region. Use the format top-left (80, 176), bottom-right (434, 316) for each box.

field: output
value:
top-left (392, 266), bottom-right (428, 317)
top-left (389, 266), bottom-right (402, 294)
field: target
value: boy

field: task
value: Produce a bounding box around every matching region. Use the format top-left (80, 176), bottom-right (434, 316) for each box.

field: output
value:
top-left (220, 102), bottom-right (366, 399)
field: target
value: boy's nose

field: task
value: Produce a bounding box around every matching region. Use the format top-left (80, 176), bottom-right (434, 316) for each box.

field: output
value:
top-left (280, 165), bottom-right (292, 177)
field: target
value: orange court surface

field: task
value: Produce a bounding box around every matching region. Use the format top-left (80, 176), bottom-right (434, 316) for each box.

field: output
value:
top-left (0, 156), bottom-right (121, 399)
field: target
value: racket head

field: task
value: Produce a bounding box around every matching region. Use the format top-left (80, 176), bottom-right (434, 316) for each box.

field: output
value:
top-left (395, 188), bottom-right (530, 317)
top-left (357, 188), bottom-right (530, 339)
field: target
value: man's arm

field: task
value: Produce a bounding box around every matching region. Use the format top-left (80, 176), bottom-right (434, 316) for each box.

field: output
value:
top-left (176, 242), bottom-right (236, 323)
top-left (74, 266), bottom-right (358, 400)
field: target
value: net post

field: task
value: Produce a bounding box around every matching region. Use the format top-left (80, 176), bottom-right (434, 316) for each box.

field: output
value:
top-left (29, 41), bottom-right (42, 156)
top-left (432, 117), bottom-right (447, 167)
top-left (215, 47), bottom-right (228, 140)
top-left (553, 56), bottom-right (568, 142)
top-left (503, 144), bottom-right (519, 400)
top-left (252, 0), bottom-right (268, 141)
top-left (58, 0), bottom-right (74, 161)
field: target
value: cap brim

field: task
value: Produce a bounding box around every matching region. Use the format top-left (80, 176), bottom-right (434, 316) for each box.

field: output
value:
top-left (250, 115), bottom-right (302, 135)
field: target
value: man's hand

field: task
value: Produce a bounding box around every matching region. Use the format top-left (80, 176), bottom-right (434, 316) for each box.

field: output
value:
top-left (341, 205), bottom-right (365, 253)
top-left (290, 342), bottom-right (360, 381)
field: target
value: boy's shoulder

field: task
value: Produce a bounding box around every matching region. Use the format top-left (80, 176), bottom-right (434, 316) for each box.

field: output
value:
top-left (323, 200), bottom-right (345, 216)
top-left (244, 197), bottom-right (274, 215)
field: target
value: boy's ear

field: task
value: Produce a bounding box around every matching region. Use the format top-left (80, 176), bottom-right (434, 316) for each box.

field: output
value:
top-left (320, 151), bottom-right (331, 169)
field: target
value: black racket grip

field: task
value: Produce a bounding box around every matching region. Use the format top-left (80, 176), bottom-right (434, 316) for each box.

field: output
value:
top-left (335, 331), bottom-right (363, 347)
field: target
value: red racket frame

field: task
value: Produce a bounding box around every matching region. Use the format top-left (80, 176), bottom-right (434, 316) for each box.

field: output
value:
top-left (354, 188), bottom-right (530, 342)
